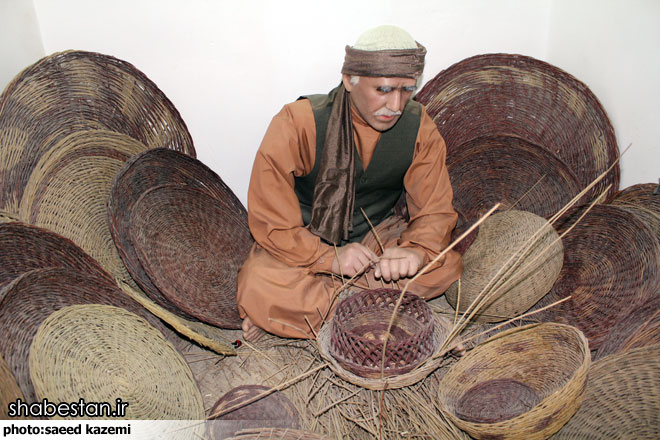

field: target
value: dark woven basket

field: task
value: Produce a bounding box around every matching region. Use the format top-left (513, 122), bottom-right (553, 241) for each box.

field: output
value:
top-left (610, 182), bottom-right (660, 213)
top-left (533, 204), bottom-right (660, 351)
top-left (130, 185), bottom-right (248, 328)
top-left (415, 53), bottom-right (619, 200)
top-left (0, 50), bottom-right (195, 213)
top-left (0, 267), bottom-right (169, 403)
top-left (329, 288), bottom-right (434, 378)
top-left (447, 136), bottom-right (584, 225)
top-left (108, 148), bottom-right (249, 319)
top-left (595, 295), bottom-right (660, 361)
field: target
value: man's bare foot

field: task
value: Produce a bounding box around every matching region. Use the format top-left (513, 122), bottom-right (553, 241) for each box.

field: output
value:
top-left (241, 316), bottom-right (266, 343)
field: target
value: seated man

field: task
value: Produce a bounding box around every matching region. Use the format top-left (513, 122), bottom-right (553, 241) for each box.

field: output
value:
top-left (237, 25), bottom-right (462, 341)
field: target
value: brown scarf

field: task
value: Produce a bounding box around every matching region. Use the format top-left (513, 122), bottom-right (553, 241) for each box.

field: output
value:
top-left (308, 43), bottom-right (426, 244)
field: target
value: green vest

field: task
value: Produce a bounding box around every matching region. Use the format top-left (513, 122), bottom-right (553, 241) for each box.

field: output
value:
top-left (294, 86), bottom-right (421, 243)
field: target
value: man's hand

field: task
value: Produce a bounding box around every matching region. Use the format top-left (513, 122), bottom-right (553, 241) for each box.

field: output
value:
top-left (374, 247), bottom-right (423, 282)
top-left (331, 243), bottom-right (378, 278)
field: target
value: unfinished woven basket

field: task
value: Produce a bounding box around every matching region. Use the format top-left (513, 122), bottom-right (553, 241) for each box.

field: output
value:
top-left (0, 267), bottom-right (170, 403)
top-left (1, 354), bottom-right (26, 419)
top-left (552, 345), bottom-right (660, 439)
top-left (415, 53), bottom-right (619, 200)
top-left (130, 185), bottom-right (248, 328)
top-left (533, 204), bottom-right (660, 351)
top-left (0, 50), bottom-right (195, 213)
top-left (438, 323), bottom-right (590, 440)
top-left (29, 304), bottom-right (204, 420)
top-left (108, 148), bottom-right (249, 319)
top-left (447, 136), bottom-right (584, 224)
top-left (594, 295), bottom-right (660, 361)
top-left (446, 210), bottom-right (563, 323)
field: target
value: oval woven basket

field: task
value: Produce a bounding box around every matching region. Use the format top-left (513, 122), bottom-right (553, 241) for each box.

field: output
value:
top-left (130, 185), bottom-right (249, 328)
top-left (108, 148), bottom-right (249, 319)
top-left (0, 267), bottom-right (170, 403)
top-left (437, 323), bottom-right (590, 440)
top-left (533, 204), bottom-right (660, 351)
top-left (0, 50), bottom-right (195, 213)
top-left (415, 53), bottom-right (619, 200)
top-left (552, 345), bottom-right (660, 439)
top-left (29, 304), bottom-right (204, 420)
top-left (446, 136), bottom-right (584, 224)
top-left (446, 210), bottom-right (564, 323)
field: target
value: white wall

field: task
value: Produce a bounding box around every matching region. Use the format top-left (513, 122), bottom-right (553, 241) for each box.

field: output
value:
top-left (2, 0), bottom-right (657, 205)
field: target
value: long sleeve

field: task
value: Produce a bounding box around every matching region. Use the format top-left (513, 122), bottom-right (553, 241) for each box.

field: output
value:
top-left (247, 99), bottom-right (336, 273)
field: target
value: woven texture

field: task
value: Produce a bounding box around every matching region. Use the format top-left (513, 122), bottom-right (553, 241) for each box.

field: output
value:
top-left (0, 267), bottom-right (169, 403)
top-left (29, 304), bottom-right (204, 420)
top-left (415, 53), bottom-right (619, 200)
top-left (534, 204), bottom-right (660, 351)
top-left (609, 183), bottom-right (660, 245)
top-left (108, 148), bottom-right (249, 319)
top-left (226, 428), bottom-right (329, 440)
top-left (594, 295), bottom-right (660, 361)
top-left (438, 323), bottom-right (590, 440)
top-left (0, 50), bottom-right (195, 213)
top-left (552, 345), bottom-right (660, 439)
top-left (329, 288), bottom-right (434, 379)
top-left (130, 185), bottom-right (248, 328)
top-left (0, 210), bottom-right (20, 223)
top-left (1, 354), bottom-right (25, 419)
top-left (446, 136), bottom-right (584, 225)
top-left (446, 210), bottom-right (563, 323)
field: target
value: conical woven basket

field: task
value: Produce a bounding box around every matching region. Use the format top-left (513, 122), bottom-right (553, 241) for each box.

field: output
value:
top-left (534, 204), bottom-right (660, 351)
top-left (0, 267), bottom-right (170, 403)
top-left (29, 304), bottom-right (204, 420)
top-left (415, 53), bottom-right (619, 200)
top-left (438, 323), bottom-right (590, 440)
top-left (108, 148), bottom-right (249, 319)
top-left (552, 345), bottom-right (660, 439)
top-left (0, 50), bottom-right (195, 213)
top-left (1, 354), bottom-right (26, 419)
top-left (447, 136), bottom-right (584, 224)
top-left (446, 210), bottom-right (563, 323)
top-left (130, 185), bottom-right (248, 328)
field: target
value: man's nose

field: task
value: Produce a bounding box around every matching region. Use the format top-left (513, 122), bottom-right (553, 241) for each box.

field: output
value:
top-left (386, 90), bottom-right (402, 111)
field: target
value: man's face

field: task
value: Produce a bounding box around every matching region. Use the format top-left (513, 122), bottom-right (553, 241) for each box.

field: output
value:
top-left (342, 75), bottom-right (418, 132)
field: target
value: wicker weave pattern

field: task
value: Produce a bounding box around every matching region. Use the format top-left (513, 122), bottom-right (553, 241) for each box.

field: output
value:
top-left (415, 53), bottom-right (619, 199)
top-left (29, 304), bottom-right (204, 420)
top-left (329, 289), bottom-right (434, 378)
top-left (0, 50), bottom-right (195, 213)
top-left (438, 323), bottom-right (590, 440)
top-left (610, 183), bottom-right (660, 213)
top-left (0, 210), bottom-right (20, 223)
top-left (1, 354), bottom-right (25, 419)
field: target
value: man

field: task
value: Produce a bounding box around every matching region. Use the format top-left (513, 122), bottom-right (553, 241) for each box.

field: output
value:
top-left (237, 25), bottom-right (461, 342)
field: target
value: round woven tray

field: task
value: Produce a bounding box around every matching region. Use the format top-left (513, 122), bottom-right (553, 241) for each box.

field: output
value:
top-left (18, 130), bottom-right (146, 282)
top-left (29, 304), bottom-right (204, 420)
top-left (437, 323), bottom-right (590, 440)
top-left (610, 182), bottom-right (660, 213)
top-left (130, 185), bottom-right (248, 328)
top-left (1, 354), bottom-right (26, 419)
top-left (446, 136), bottom-right (584, 224)
top-left (446, 210), bottom-right (563, 323)
top-left (108, 148), bottom-right (250, 319)
top-left (595, 295), bottom-right (660, 361)
top-left (415, 53), bottom-right (619, 200)
top-left (533, 204), bottom-right (660, 351)
top-left (553, 345), bottom-right (660, 439)
top-left (0, 50), bottom-right (195, 213)
top-left (0, 267), bottom-right (170, 403)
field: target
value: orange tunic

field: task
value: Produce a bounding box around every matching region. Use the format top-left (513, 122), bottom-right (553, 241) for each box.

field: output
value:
top-left (237, 98), bottom-right (461, 338)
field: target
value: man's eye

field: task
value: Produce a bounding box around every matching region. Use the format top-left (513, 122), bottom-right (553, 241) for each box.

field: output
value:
top-left (377, 87), bottom-right (393, 93)
top-left (403, 86), bottom-right (417, 93)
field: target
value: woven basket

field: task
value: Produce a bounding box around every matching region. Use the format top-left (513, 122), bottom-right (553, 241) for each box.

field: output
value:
top-left (446, 210), bottom-right (563, 323)
top-left (552, 345), bottom-right (660, 439)
top-left (610, 182), bottom-right (660, 213)
top-left (415, 53), bottom-right (619, 200)
top-left (0, 267), bottom-right (170, 403)
top-left (438, 323), bottom-right (590, 440)
top-left (108, 148), bottom-right (249, 319)
top-left (226, 428), bottom-right (329, 440)
top-left (328, 288), bottom-right (434, 379)
top-left (1, 354), bottom-right (26, 419)
top-left (446, 136), bottom-right (584, 224)
top-left (533, 204), bottom-right (660, 351)
top-left (595, 295), bottom-right (660, 361)
top-left (0, 210), bottom-right (20, 223)
top-left (130, 185), bottom-right (248, 328)
top-left (29, 304), bottom-right (204, 420)
top-left (0, 50), bottom-right (195, 213)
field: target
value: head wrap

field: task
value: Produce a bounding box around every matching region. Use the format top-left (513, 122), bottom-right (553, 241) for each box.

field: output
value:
top-left (308, 26), bottom-right (426, 244)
